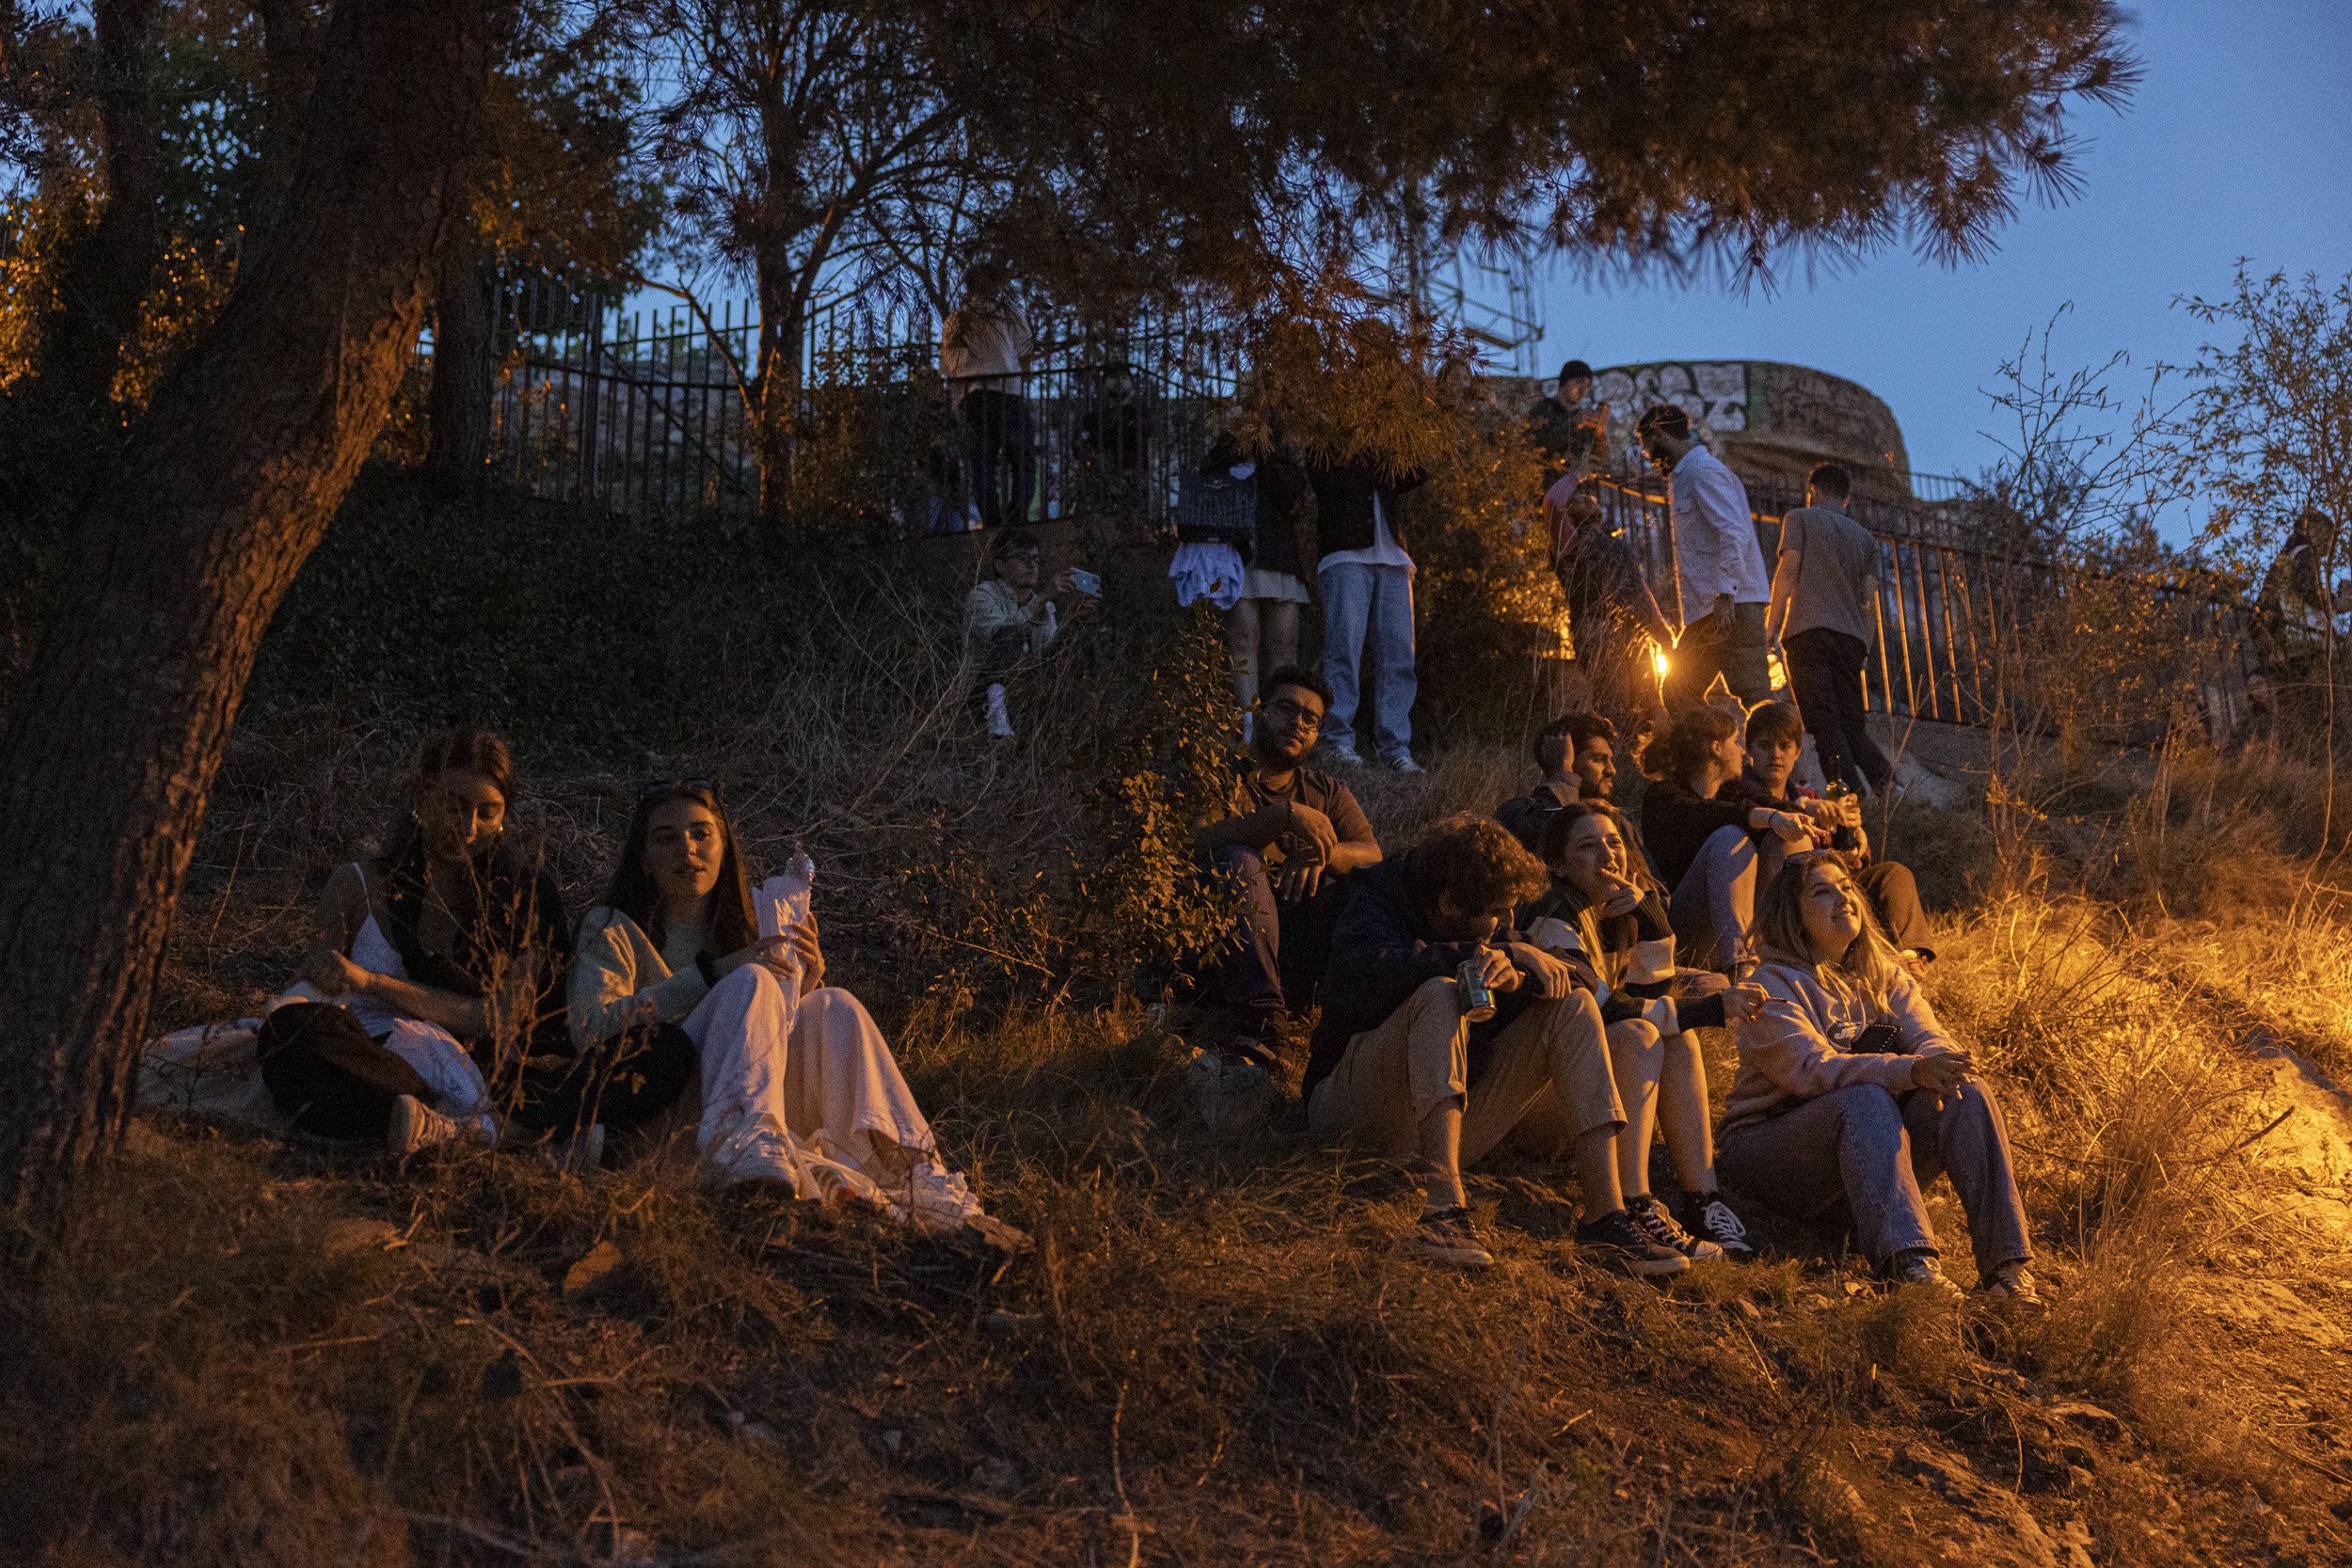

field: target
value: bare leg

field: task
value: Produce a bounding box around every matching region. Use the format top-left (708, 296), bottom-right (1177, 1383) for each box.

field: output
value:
top-left (1263, 599), bottom-right (1301, 673)
top-left (1573, 1124), bottom-right (1624, 1218)
top-left (1417, 1097), bottom-right (1468, 1212)
top-left (1657, 1031), bottom-right (1720, 1194)
top-left (1605, 1018), bottom-right (1663, 1198)
top-left (1224, 598), bottom-right (1263, 709)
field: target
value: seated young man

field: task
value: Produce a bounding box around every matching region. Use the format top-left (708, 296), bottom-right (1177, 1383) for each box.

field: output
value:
top-left (1304, 813), bottom-right (1690, 1276)
top-left (1495, 714), bottom-right (1586, 851)
top-left (1727, 701), bottom-right (1934, 966)
top-left (1193, 666), bottom-right (1382, 1064)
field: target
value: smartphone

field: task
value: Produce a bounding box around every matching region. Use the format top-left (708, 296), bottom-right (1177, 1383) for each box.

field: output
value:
top-left (1851, 1022), bottom-right (1903, 1054)
top-left (1069, 568), bottom-right (1102, 596)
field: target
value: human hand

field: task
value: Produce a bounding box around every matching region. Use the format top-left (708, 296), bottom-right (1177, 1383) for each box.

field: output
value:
top-left (1838, 794), bottom-right (1865, 832)
top-left (1504, 942), bottom-right (1580, 999)
top-left (773, 917), bottom-right (825, 993)
top-left (1598, 879), bottom-right (1645, 920)
top-left (1283, 801), bottom-right (1340, 863)
top-left (1757, 809), bottom-right (1811, 846)
top-left (1910, 1053), bottom-right (1973, 1094)
top-left (303, 947), bottom-right (373, 998)
top-left (1723, 982), bottom-right (1768, 1022)
top-left (1476, 944), bottom-right (1522, 993)
top-left (1052, 566), bottom-right (1078, 594)
top-left (1275, 859), bottom-right (1326, 903)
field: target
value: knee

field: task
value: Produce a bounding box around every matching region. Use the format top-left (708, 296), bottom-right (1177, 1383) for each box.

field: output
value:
top-left (1608, 1017), bottom-right (1662, 1060)
top-left (1213, 844), bottom-right (1266, 879)
top-left (1875, 862), bottom-right (1918, 900)
top-left (1702, 825), bottom-right (1756, 866)
top-left (1827, 1082), bottom-right (1905, 1132)
top-left (711, 962), bottom-right (786, 1004)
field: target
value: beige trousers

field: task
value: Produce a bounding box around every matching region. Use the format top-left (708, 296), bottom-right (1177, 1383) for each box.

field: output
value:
top-left (1308, 977), bottom-right (1624, 1164)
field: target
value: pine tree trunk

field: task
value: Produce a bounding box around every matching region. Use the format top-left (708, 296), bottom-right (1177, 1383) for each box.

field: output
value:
top-left (423, 226), bottom-right (493, 497)
top-left (0, 0), bottom-right (496, 1227)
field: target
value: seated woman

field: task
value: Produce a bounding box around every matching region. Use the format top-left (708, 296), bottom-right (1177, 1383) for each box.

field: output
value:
top-left (1523, 802), bottom-right (1762, 1260)
top-left (1718, 854), bottom-right (2037, 1301)
top-left (257, 727), bottom-right (598, 1155)
top-left (1637, 705), bottom-right (1813, 973)
top-left (572, 780), bottom-right (1022, 1245)
top-left (1727, 701), bottom-right (1935, 965)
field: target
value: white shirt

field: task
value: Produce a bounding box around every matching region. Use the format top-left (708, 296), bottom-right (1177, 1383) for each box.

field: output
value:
top-left (940, 302), bottom-right (1032, 403)
top-left (1667, 443), bottom-right (1770, 626)
top-left (1317, 491), bottom-right (1415, 574)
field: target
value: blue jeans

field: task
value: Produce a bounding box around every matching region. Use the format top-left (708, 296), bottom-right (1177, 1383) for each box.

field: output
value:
top-left (1318, 562), bottom-right (1416, 760)
top-left (1669, 825), bottom-right (1758, 973)
top-left (1717, 1080), bottom-right (2030, 1273)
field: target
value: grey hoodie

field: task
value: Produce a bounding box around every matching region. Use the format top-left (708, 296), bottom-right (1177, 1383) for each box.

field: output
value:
top-left (1721, 951), bottom-right (1960, 1133)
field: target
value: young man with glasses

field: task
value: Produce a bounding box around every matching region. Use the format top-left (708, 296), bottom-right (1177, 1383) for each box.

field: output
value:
top-left (1192, 665), bottom-right (1383, 1064)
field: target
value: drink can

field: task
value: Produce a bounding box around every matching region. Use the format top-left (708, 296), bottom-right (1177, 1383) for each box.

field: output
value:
top-left (1457, 956), bottom-right (1496, 1021)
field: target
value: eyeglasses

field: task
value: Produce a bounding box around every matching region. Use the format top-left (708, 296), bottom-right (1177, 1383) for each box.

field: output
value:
top-left (640, 776), bottom-right (720, 800)
top-left (1261, 699), bottom-right (1323, 731)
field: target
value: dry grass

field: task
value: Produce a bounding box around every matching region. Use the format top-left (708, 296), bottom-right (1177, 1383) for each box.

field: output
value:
top-left (22, 528), bottom-right (2352, 1565)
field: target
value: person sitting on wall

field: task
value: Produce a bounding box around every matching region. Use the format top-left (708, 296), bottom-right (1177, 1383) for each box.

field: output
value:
top-left (1726, 701), bottom-right (1935, 968)
top-left (962, 529), bottom-right (1097, 739)
top-left (1521, 801), bottom-right (1765, 1260)
top-left (1719, 853), bottom-right (2037, 1301)
top-left (1638, 705), bottom-right (1813, 974)
top-left (255, 727), bottom-right (585, 1157)
top-left (1305, 813), bottom-right (1692, 1277)
top-left (570, 779), bottom-right (1024, 1246)
top-left (1524, 357), bottom-right (1613, 490)
top-left (1193, 665), bottom-right (1382, 1067)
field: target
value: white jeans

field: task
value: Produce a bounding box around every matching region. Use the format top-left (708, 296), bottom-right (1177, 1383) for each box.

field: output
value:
top-left (685, 965), bottom-right (936, 1178)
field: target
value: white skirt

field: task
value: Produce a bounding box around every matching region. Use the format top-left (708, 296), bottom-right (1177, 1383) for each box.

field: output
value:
top-left (1241, 564), bottom-right (1311, 604)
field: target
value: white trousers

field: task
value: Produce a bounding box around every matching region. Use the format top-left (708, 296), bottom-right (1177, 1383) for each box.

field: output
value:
top-left (685, 966), bottom-right (936, 1179)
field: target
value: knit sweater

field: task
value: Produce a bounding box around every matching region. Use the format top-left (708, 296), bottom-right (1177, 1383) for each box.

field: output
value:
top-left (1721, 953), bottom-right (1960, 1133)
top-left (568, 906), bottom-right (714, 1051)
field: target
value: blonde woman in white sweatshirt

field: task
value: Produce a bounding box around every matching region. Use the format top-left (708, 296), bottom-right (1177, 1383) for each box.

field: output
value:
top-left (1718, 853), bottom-right (2036, 1302)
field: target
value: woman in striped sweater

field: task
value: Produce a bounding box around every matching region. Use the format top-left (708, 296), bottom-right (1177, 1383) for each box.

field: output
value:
top-left (1523, 801), bottom-right (1764, 1260)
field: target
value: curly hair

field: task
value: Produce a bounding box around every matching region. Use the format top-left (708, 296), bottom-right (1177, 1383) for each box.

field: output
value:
top-left (1402, 813), bottom-right (1549, 920)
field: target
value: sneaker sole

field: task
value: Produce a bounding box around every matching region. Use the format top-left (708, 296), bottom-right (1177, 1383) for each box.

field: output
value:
top-left (1581, 1244), bottom-right (1690, 1277)
top-left (1413, 1244), bottom-right (1496, 1270)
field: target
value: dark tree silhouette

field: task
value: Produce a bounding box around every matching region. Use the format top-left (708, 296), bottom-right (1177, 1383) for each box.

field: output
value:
top-left (0, 0), bottom-right (497, 1223)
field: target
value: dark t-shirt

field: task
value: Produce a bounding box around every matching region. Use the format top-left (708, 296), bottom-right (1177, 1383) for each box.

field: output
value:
top-left (1224, 760), bottom-right (1377, 869)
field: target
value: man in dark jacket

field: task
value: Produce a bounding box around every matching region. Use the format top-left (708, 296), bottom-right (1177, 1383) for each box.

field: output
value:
top-left (1305, 814), bottom-right (1688, 1276)
top-left (1309, 457), bottom-right (1428, 771)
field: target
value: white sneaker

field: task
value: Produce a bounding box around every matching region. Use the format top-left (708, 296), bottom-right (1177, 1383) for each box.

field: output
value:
top-left (898, 1164), bottom-right (986, 1232)
top-left (388, 1093), bottom-right (492, 1154)
top-left (698, 1111), bottom-right (804, 1192)
top-left (1385, 753), bottom-right (1425, 774)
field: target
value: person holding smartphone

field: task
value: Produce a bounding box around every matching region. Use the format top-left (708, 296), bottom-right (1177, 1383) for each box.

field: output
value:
top-left (1717, 854), bottom-right (2037, 1302)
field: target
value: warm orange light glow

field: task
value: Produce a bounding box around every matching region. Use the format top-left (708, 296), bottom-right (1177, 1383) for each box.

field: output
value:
top-left (1652, 646), bottom-right (1671, 680)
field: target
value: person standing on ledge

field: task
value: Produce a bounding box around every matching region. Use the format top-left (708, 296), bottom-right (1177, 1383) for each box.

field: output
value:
top-left (1636, 404), bottom-right (1772, 709)
top-left (1769, 463), bottom-right (1894, 798)
top-left (1309, 453), bottom-right (1428, 772)
top-left (1525, 357), bottom-right (1612, 490)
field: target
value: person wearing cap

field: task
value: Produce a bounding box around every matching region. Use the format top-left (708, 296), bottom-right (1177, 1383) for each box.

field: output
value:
top-left (1526, 358), bottom-right (1613, 491)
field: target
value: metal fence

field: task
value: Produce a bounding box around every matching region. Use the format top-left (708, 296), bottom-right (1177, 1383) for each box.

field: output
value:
top-left (419, 275), bottom-right (1242, 529)
top-left (1588, 469), bottom-right (2255, 738)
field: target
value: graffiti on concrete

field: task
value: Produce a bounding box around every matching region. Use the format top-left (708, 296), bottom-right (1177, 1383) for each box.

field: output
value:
top-left (1594, 362), bottom-right (1751, 449)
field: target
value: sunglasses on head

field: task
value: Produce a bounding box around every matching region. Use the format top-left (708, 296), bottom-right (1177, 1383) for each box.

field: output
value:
top-left (640, 776), bottom-right (720, 801)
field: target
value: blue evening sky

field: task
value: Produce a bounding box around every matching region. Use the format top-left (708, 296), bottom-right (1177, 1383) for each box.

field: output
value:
top-left (1522, 2), bottom-right (2352, 484)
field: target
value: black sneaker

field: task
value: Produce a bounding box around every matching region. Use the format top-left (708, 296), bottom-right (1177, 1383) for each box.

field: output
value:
top-left (1978, 1259), bottom-right (2045, 1308)
top-left (1409, 1207), bottom-right (1495, 1271)
top-left (1678, 1192), bottom-right (1756, 1260)
top-left (1575, 1209), bottom-right (1691, 1277)
top-left (1629, 1193), bottom-right (1723, 1262)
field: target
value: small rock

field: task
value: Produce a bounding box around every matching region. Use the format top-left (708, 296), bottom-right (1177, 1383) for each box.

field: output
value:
top-left (562, 1239), bottom-right (626, 1299)
top-left (2045, 1400), bottom-right (2126, 1444)
top-left (971, 1455), bottom-right (1018, 1494)
top-left (322, 1217), bottom-right (400, 1257)
top-left (1732, 1297), bottom-right (1764, 1322)
top-left (882, 1428), bottom-right (904, 1453)
top-left (1797, 1291), bottom-right (1836, 1312)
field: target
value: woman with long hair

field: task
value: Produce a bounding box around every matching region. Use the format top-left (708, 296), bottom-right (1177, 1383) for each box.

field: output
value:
top-left (1638, 704), bottom-right (1813, 972)
top-left (257, 727), bottom-right (586, 1154)
top-left (571, 780), bottom-right (1021, 1245)
top-left (1524, 802), bottom-right (1763, 1260)
top-left (1718, 854), bottom-right (2036, 1300)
